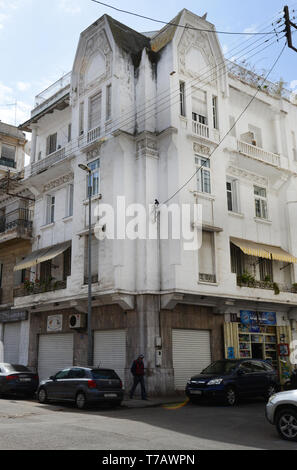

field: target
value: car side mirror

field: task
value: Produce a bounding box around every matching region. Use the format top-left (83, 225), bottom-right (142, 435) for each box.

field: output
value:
top-left (237, 369), bottom-right (245, 376)
top-left (49, 376), bottom-right (56, 381)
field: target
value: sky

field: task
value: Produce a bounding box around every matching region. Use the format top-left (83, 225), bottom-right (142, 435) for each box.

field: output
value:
top-left (0, 0), bottom-right (296, 128)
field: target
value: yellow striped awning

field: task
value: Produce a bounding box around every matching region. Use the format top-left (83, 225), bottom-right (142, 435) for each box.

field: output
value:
top-left (230, 237), bottom-right (297, 264)
top-left (14, 241), bottom-right (71, 272)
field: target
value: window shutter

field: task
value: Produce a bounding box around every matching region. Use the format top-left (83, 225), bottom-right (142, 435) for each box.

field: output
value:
top-left (89, 93), bottom-right (102, 130)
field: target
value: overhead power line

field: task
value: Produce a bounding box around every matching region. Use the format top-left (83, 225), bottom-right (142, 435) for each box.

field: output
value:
top-left (160, 42), bottom-right (287, 206)
top-left (90, 0), bottom-right (280, 36)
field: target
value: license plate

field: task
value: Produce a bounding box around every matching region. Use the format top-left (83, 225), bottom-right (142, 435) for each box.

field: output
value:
top-left (19, 378), bottom-right (31, 382)
top-left (191, 390), bottom-right (202, 395)
top-left (104, 393), bottom-right (117, 398)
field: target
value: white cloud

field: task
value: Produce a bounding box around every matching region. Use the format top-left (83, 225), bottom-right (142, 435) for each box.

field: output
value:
top-left (243, 24), bottom-right (258, 34)
top-left (59, 0), bottom-right (81, 15)
top-left (0, 82), bottom-right (31, 126)
top-left (17, 81), bottom-right (31, 92)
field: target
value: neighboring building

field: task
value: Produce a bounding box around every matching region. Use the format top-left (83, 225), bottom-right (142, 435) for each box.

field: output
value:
top-left (0, 122), bottom-right (34, 365)
top-left (16, 10), bottom-right (297, 392)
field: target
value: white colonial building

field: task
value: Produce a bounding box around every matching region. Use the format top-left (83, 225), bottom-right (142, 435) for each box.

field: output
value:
top-left (14, 9), bottom-right (297, 393)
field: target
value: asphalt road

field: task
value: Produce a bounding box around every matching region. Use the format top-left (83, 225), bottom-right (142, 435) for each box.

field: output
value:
top-left (0, 396), bottom-right (295, 450)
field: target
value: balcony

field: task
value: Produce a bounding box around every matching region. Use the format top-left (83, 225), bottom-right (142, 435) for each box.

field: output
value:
top-left (237, 140), bottom-right (280, 167)
top-left (199, 273), bottom-right (217, 283)
top-left (78, 126), bottom-right (103, 152)
top-left (237, 275), bottom-right (297, 295)
top-left (192, 121), bottom-right (220, 143)
top-left (0, 209), bottom-right (33, 241)
top-left (14, 279), bottom-right (67, 298)
top-left (31, 146), bottom-right (67, 176)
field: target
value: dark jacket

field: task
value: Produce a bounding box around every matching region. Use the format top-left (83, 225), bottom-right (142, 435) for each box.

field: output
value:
top-left (131, 359), bottom-right (144, 377)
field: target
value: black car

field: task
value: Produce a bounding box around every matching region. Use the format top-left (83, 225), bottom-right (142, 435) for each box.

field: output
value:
top-left (0, 363), bottom-right (39, 398)
top-left (186, 359), bottom-right (279, 406)
top-left (37, 367), bottom-right (124, 409)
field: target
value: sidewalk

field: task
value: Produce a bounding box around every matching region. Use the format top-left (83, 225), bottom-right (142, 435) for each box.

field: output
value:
top-left (122, 394), bottom-right (188, 409)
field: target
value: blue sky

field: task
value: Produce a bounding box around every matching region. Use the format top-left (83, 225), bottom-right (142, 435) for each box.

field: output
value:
top-left (0, 0), bottom-right (296, 126)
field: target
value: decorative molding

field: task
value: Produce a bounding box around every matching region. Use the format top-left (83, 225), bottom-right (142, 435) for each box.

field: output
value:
top-left (227, 165), bottom-right (268, 186)
top-left (136, 135), bottom-right (159, 159)
top-left (86, 143), bottom-right (103, 161)
top-left (78, 29), bottom-right (112, 97)
top-left (44, 173), bottom-right (74, 192)
top-left (193, 142), bottom-right (211, 156)
top-left (178, 25), bottom-right (216, 83)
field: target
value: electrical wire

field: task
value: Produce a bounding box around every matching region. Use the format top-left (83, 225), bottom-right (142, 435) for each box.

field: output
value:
top-left (90, 0), bottom-right (278, 36)
top-left (160, 42), bottom-right (287, 207)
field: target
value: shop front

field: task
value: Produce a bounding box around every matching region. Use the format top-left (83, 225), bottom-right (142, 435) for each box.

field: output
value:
top-left (224, 310), bottom-right (293, 385)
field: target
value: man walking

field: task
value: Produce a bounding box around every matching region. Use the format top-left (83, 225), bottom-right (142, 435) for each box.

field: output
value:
top-left (130, 354), bottom-right (148, 400)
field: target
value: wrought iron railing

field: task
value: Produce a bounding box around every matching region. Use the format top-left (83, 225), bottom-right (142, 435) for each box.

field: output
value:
top-left (0, 209), bottom-right (33, 234)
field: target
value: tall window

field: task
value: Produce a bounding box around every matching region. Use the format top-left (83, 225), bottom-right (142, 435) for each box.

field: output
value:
top-left (68, 123), bottom-right (72, 143)
top-left (106, 84), bottom-right (112, 121)
top-left (192, 88), bottom-right (207, 125)
top-left (254, 186), bottom-right (268, 219)
top-left (226, 179), bottom-right (239, 213)
top-left (89, 93), bottom-right (102, 130)
top-left (230, 243), bottom-right (244, 275)
top-left (259, 258), bottom-right (273, 282)
top-left (1, 144), bottom-right (16, 163)
top-left (88, 159), bottom-right (100, 197)
top-left (67, 184), bottom-right (74, 217)
top-left (46, 195), bottom-right (55, 224)
top-left (46, 133), bottom-right (57, 156)
top-left (79, 102), bottom-right (84, 135)
top-left (179, 81), bottom-right (186, 117)
top-left (199, 231), bottom-right (216, 283)
top-left (195, 156), bottom-right (211, 194)
top-left (212, 96), bottom-right (218, 129)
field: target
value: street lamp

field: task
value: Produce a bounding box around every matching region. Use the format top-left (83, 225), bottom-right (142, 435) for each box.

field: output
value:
top-left (78, 163), bottom-right (93, 367)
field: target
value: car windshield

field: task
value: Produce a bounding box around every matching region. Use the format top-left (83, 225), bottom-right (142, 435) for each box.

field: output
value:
top-left (201, 361), bottom-right (238, 375)
top-left (91, 369), bottom-right (119, 380)
top-left (4, 364), bottom-right (31, 372)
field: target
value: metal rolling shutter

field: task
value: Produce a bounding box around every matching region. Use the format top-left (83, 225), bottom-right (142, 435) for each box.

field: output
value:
top-left (38, 334), bottom-right (74, 381)
top-left (172, 329), bottom-right (211, 390)
top-left (4, 322), bottom-right (21, 363)
top-left (93, 330), bottom-right (127, 384)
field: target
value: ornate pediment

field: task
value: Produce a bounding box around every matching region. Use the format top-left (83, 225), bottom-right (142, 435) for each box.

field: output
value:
top-left (78, 28), bottom-right (112, 97)
top-left (178, 25), bottom-right (216, 83)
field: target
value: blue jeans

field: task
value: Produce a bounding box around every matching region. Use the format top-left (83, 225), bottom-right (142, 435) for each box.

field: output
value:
top-left (130, 375), bottom-right (147, 399)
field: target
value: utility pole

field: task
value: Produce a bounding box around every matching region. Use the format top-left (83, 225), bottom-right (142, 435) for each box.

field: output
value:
top-left (284, 5), bottom-right (297, 52)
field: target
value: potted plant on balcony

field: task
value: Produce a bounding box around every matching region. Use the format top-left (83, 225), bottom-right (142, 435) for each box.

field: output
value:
top-left (237, 271), bottom-right (256, 287)
top-left (24, 279), bottom-right (34, 295)
top-left (292, 283), bottom-right (297, 293)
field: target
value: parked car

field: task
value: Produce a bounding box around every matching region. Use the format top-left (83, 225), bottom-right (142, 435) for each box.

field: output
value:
top-left (185, 359), bottom-right (279, 406)
top-left (37, 367), bottom-right (124, 409)
top-left (0, 363), bottom-right (39, 398)
top-left (266, 390), bottom-right (297, 442)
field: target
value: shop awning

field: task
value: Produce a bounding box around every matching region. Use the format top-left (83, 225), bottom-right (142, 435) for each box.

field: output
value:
top-left (230, 237), bottom-right (297, 263)
top-left (14, 241), bottom-right (71, 272)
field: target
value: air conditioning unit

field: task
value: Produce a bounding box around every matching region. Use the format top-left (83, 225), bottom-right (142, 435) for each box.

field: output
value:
top-left (69, 314), bottom-right (86, 329)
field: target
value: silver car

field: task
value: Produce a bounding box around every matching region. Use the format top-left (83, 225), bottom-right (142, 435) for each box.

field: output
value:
top-left (266, 390), bottom-right (297, 442)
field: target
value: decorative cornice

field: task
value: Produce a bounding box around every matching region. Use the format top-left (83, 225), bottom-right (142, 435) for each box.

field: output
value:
top-left (227, 165), bottom-right (268, 186)
top-left (136, 135), bottom-right (159, 159)
top-left (44, 173), bottom-right (73, 192)
top-left (193, 142), bottom-right (211, 156)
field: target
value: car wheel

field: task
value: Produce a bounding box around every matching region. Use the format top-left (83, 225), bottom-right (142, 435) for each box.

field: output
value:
top-left (76, 392), bottom-right (87, 410)
top-left (276, 408), bottom-right (297, 442)
top-left (38, 388), bottom-right (48, 404)
top-left (225, 386), bottom-right (237, 406)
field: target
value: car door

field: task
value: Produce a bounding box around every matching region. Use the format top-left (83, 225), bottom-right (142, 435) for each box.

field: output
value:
top-left (47, 369), bottom-right (70, 399)
top-left (67, 368), bottom-right (87, 400)
top-left (236, 361), bottom-right (258, 396)
top-left (249, 360), bottom-right (269, 394)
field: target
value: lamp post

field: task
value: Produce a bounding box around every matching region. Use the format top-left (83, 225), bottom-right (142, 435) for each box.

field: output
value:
top-left (78, 163), bottom-right (93, 367)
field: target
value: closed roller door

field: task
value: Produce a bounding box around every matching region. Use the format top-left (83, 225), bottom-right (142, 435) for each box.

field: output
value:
top-left (93, 330), bottom-right (126, 384)
top-left (4, 322), bottom-right (21, 363)
top-left (38, 334), bottom-right (74, 381)
top-left (172, 329), bottom-right (211, 390)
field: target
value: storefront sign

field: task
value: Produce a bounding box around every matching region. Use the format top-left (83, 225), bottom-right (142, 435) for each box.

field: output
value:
top-left (240, 311), bottom-right (276, 327)
top-left (0, 310), bottom-right (28, 323)
top-left (47, 314), bottom-right (63, 332)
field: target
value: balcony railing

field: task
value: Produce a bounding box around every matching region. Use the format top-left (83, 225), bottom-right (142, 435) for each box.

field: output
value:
top-left (31, 147), bottom-right (66, 176)
top-left (14, 280), bottom-right (67, 298)
top-left (199, 273), bottom-right (217, 283)
top-left (87, 126), bottom-right (101, 144)
top-left (34, 72), bottom-right (71, 108)
top-left (237, 277), bottom-right (297, 294)
top-left (0, 157), bottom-right (16, 169)
top-left (0, 209), bottom-right (33, 235)
top-left (192, 121), bottom-right (220, 143)
top-left (237, 140), bottom-right (280, 167)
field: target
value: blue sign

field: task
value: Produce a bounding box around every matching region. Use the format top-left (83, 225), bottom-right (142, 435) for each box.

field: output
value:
top-left (227, 347), bottom-right (235, 359)
top-left (240, 311), bottom-right (276, 327)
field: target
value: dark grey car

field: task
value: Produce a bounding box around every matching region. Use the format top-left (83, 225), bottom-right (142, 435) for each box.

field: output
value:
top-left (0, 363), bottom-right (39, 398)
top-left (37, 367), bottom-right (124, 409)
